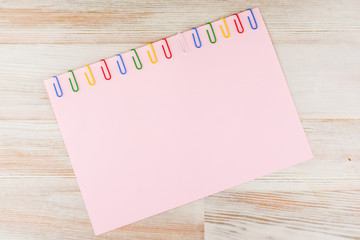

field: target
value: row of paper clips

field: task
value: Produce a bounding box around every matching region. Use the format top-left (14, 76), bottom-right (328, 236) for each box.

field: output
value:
top-left (53, 9), bottom-right (258, 97)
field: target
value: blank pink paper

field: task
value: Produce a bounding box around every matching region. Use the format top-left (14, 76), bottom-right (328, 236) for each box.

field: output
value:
top-left (44, 8), bottom-right (313, 235)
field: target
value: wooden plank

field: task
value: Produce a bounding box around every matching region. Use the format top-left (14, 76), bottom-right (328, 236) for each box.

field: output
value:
top-left (0, 177), bottom-right (204, 239)
top-left (0, 0), bottom-right (359, 44)
top-left (205, 189), bottom-right (360, 240)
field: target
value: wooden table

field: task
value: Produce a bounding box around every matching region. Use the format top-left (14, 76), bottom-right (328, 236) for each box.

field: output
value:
top-left (1, 0), bottom-right (359, 239)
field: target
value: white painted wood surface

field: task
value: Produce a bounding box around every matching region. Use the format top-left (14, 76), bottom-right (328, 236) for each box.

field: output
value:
top-left (0, 0), bottom-right (359, 239)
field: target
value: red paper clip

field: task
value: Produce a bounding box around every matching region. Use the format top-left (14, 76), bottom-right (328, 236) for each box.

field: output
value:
top-left (161, 38), bottom-right (172, 59)
top-left (233, 14), bottom-right (244, 33)
top-left (100, 59), bottom-right (111, 80)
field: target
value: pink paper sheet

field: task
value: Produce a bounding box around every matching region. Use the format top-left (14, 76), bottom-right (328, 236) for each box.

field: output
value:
top-left (44, 8), bottom-right (312, 235)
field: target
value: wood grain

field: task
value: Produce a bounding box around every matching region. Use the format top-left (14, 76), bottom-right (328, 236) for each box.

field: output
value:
top-left (0, 177), bottom-right (203, 239)
top-left (0, 0), bottom-right (359, 44)
top-left (206, 190), bottom-right (360, 240)
top-left (0, 0), bottom-right (359, 239)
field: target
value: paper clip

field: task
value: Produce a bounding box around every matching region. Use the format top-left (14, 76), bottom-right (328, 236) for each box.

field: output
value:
top-left (220, 18), bottom-right (230, 38)
top-left (247, 9), bottom-right (258, 30)
top-left (131, 49), bottom-right (142, 70)
top-left (177, 33), bottom-right (187, 53)
top-left (116, 54), bottom-right (127, 75)
top-left (68, 70), bottom-right (79, 92)
top-left (191, 28), bottom-right (202, 48)
top-left (52, 76), bottom-right (63, 97)
top-left (206, 22), bottom-right (216, 44)
top-left (147, 43), bottom-right (158, 64)
top-left (100, 59), bottom-right (111, 80)
top-left (233, 13), bottom-right (244, 33)
top-left (84, 65), bottom-right (95, 86)
top-left (161, 38), bottom-right (172, 59)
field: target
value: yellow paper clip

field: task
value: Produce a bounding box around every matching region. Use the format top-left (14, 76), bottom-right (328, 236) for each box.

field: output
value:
top-left (147, 43), bottom-right (157, 64)
top-left (220, 18), bottom-right (230, 38)
top-left (84, 65), bottom-right (95, 86)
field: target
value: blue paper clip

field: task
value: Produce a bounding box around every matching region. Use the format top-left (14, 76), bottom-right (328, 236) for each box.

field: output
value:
top-left (52, 76), bottom-right (63, 97)
top-left (116, 54), bottom-right (127, 75)
top-left (192, 28), bottom-right (202, 48)
top-left (247, 9), bottom-right (258, 30)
